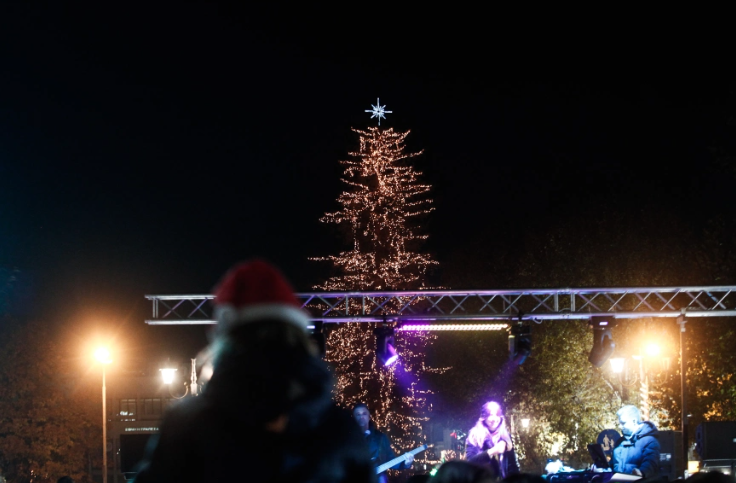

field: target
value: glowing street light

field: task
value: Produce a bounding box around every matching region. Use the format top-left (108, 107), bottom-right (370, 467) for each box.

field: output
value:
top-left (644, 343), bottom-right (661, 358)
top-left (159, 367), bottom-right (177, 385)
top-left (520, 418), bottom-right (531, 429)
top-left (609, 342), bottom-right (669, 421)
top-left (160, 359), bottom-right (199, 398)
top-left (95, 347), bottom-right (112, 364)
top-left (609, 357), bottom-right (625, 374)
top-left (95, 347), bottom-right (112, 483)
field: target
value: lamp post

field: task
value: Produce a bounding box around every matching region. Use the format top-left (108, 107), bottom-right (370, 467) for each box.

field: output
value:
top-left (94, 348), bottom-right (112, 483)
top-left (677, 314), bottom-right (688, 472)
top-left (609, 343), bottom-right (665, 419)
top-left (160, 358), bottom-right (199, 398)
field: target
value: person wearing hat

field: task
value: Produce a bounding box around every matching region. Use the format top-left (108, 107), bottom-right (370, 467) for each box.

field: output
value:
top-left (133, 260), bottom-right (376, 483)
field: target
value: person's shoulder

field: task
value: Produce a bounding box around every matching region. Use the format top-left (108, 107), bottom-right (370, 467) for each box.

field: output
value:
top-left (159, 394), bottom-right (215, 431)
top-left (322, 405), bottom-right (362, 433)
top-left (468, 423), bottom-right (486, 437)
top-left (639, 421), bottom-right (659, 439)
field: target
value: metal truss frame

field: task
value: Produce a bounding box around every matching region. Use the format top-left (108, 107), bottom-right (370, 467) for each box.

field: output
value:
top-left (145, 285), bottom-right (736, 326)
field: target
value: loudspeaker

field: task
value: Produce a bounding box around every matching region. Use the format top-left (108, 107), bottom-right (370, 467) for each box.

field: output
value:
top-left (696, 421), bottom-right (736, 460)
top-left (658, 430), bottom-right (684, 481)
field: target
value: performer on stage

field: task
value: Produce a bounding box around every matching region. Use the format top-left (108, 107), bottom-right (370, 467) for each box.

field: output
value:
top-left (610, 405), bottom-right (660, 478)
top-left (353, 403), bottom-right (414, 483)
top-left (465, 401), bottom-right (520, 478)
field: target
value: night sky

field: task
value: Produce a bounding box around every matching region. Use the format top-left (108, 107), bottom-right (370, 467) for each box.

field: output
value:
top-left (1, 5), bottom-right (733, 363)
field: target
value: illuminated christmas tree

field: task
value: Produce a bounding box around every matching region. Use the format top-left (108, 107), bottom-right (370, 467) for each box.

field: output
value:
top-left (313, 99), bottom-right (441, 455)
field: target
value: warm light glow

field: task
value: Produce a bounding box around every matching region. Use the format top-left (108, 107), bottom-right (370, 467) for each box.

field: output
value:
top-left (311, 126), bottom-right (437, 292)
top-left (609, 357), bottom-right (625, 373)
top-left (644, 343), bottom-right (661, 357)
top-left (94, 347), bottom-right (112, 364)
top-left (160, 368), bottom-right (177, 385)
top-left (521, 418), bottom-right (530, 428)
top-left (313, 123), bottom-right (441, 454)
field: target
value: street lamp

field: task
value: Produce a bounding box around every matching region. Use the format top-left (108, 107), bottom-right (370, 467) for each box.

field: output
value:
top-left (609, 343), bottom-right (668, 421)
top-left (160, 358), bottom-right (199, 398)
top-left (94, 347), bottom-right (112, 483)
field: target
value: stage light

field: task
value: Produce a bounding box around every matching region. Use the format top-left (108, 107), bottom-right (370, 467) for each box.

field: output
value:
top-left (397, 323), bottom-right (508, 331)
top-left (588, 316), bottom-right (615, 367)
top-left (310, 321), bottom-right (326, 356)
top-left (508, 324), bottom-right (531, 365)
top-left (374, 326), bottom-right (399, 366)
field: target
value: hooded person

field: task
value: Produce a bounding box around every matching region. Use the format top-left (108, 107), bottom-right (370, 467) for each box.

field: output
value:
top-left (611, 405), bottom-right (660, 478)
top-left (133, 260), bottom-right (376, 483)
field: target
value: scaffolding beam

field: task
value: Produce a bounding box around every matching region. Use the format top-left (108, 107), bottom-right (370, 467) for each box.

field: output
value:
top-left (145, 286), bottom-right (736, 325)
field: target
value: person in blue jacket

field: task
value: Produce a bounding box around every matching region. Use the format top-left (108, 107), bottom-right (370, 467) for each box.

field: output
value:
top-left (611, 405), bottom-right (660, 478)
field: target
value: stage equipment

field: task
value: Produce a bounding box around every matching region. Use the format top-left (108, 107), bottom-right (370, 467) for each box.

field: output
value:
top-left (588, 316), bottom-right (615, 367)
top-left (310, 321), bottom-right (326, 356)
top-left (508, 323), bottom-right (531, 365)
top-left (374, 325), bottom-right (398, 366)
top-left (696, 421), bottom-right (736, 460)
top-left (658, 430), bottom-right (684, 481)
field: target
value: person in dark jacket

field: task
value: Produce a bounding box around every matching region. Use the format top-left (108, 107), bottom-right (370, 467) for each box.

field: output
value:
top-left (353, 403), bottom-right (414, 483)
top-left (611, 405), bottom-right (660, 478)
top-left (432, 460), bottom-right (496, 483)
top-left (133, 260), bottom-right (376, 483)
top-left (465, 401), bottom-right (520, 478)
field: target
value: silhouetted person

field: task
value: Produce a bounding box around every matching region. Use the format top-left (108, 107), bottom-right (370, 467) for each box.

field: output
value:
top-left (433, 460), bottom-right (497, 483)
top-left (134, 260), bottom-right (376, 483)
top-left (503, 473), bottom-right (546, 483)
top-left (353, 402), bottom-right (414, 483)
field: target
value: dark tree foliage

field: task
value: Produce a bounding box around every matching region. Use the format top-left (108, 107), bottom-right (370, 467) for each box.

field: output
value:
top-left (0, 319), bottom-right (99, 483)
top-left (436, 191), bottom-right (736, 470)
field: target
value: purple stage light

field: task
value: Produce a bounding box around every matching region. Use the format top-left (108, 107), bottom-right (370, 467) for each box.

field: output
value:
top-left (397, 323), bottom-right (508, 331)
top-left (375, 326), bottom-right (399, 366)
top-left (384, 342), bottom-right (399, 366)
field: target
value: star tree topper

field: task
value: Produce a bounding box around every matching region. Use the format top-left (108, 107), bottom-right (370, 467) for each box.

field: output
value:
top-left (365, 98), bottom-right (392, 125)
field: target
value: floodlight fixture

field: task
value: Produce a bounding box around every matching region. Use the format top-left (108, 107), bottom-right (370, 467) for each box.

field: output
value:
top-left (374, 326), bottom-right (399, 367)
top-left (588, 316), bottom-right (615, 368)
top-left (508, 323), bottom-right (532, 365)
top-left (310, 321), bottom-right (326, 356)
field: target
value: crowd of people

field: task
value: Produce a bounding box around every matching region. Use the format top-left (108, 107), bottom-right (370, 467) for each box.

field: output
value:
top-left (125, 259), bottom-right (733, 483)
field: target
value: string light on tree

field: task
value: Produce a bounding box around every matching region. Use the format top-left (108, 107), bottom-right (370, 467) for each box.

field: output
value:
top-left (312, 99), bottom-right (443, 457)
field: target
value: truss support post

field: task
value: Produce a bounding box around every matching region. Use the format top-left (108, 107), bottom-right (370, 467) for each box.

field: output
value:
top-left (678, 313), bottom-right (688, 475)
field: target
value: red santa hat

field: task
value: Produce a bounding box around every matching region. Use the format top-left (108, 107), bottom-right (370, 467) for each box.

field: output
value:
top-left (212, 260), bottom-right (310, 333)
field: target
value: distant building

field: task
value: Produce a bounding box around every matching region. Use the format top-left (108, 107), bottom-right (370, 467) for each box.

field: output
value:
top-left (107, 362), bottom-right (191, 482)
